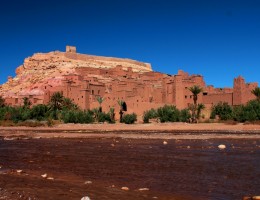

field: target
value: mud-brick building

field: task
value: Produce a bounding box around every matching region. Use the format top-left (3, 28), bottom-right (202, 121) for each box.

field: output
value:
top-left (2, 46), bottom-right (258, 116)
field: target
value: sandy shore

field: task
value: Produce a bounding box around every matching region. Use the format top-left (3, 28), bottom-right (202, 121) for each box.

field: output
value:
top-left (1, 122), bottom-right (260, 139)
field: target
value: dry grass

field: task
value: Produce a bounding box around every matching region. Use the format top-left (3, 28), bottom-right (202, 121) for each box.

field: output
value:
top-left (223, 120), bottom-right (239, 125)
top-left (244, 120), bottom-right (260, 125)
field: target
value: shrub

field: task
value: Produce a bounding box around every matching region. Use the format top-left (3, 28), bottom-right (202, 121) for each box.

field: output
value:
top-left (157, 105), bottom-right (180, 123)
top-left (210, 102), bottom-right (233, 120)
top-left (30, 104), bottom-right (48, 121)
top-left (179, 109), bottom-right (191, 122)
top-left (122, 113), bottom-right (137, 124)
top-left (143, 108), bottom-right (157, 123)
top-left (97, 112), bottom-right (111, 123)
top-left (233, 105), bottom-right (246, 122)
top-left (62, 110), bottom-right (94, 124)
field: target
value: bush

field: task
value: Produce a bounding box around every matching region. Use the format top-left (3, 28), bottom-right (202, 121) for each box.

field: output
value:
top-left (97, 112), bottom-right (111, 123)
top-left (179, 109), bottom-right (191, 122)
top-left (143, 108), bottom-right (157, 123)
top-left (30, 104), bottom-right (48, 121)
top-left (62, 110), bottom-right (94, 124)
top-left (210, 102), bottom-right (233, 120)
top-left (122, 113), bottom-right (137, 124)
top-left (157, 105), bottom-right (180, 123)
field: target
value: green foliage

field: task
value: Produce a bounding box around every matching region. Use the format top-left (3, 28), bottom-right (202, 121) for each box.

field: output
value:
top-left (117, 99), bottom-right (124, 107)
top-left (63, 98), bottom-right (78, 110)
top-left (96, 96), bottom-right (105, 105)
top-left (210, 100), bottom-right (260, 122)
top-left (232, 105), bottom-right (246, 122)
top-left (143, 108), bottom-right (157, 123)
top-left (196, 103), bottom-right (205, 119)
top-left (122, 113), bottom-right (137, 124)
top-left (210, 102), bottom-right (233, 120)
top-left (251, 87), bottom-right (260, 100)
top-left (243, 100), bottom-right (260, 121)
top-left (48, 92), bottom-right (64, 111)
top-left (62, 110), bottom-right (94, 124)
top-left (109, 107), bottom-right (115, 122)
top-left (30, 104), bottom-right (48, 121)
top-left (188, 85), bottom-right (203, 103)
top-left (143, 106), bottom-right (191, 123)
top-left (22, 97), bottom-right (32, 109)
top-left (157, 105), bottom-right (180, 123)
top-left (97, 112), bottom-right (112, 123)
top-left (179, 108), bottom-right (191, 122)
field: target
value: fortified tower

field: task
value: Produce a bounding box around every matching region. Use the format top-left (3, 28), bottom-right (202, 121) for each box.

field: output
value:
top-left (66, 45), bottom-right (76, 53)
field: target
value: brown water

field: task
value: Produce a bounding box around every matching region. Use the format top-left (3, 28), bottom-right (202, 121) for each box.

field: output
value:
top-left (0, 136), bottom-right (259, 199)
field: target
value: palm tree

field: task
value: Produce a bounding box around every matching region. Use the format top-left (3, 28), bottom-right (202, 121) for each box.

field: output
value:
top-left (63, 97), bottom-right (78, 110)
top-left (109, 107), bottom-right (115, 122)
top-left (96, 96), bottom-right (105, 112)
top-left (118, 100), bottom-right (124, 123)
top-left (188, 85), bottom-right (203, 122)
top-left (0, 96), bottom-right (5, 108)
top-left (196, 103), bottom-right (205, 119)
top-left (251, 87), bottom-right (260, 101)
top-left (22, 97), bottom-right (32, 109)
top-left (49, 92), bottom-right (64, 111)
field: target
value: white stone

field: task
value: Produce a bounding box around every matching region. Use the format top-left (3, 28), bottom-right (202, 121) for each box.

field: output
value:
top-left (47, 177), bottom-right (54, 180)
top-left (121, 187), bottom-right (129, 191)
top-left (218, 144), bottom-right (226, 149)
top-left (41, 173), bottom-right (48, 178)
top-left (84, 181), bottom-right (92, 184)
top-left (163, 141), bottom-right (168, 145)
top-left (139, 188), bottom-right (149, 191)
top-left (81, 196), bottom-right (91, 200)
top-left (16, 170), bottom-right (23, 173)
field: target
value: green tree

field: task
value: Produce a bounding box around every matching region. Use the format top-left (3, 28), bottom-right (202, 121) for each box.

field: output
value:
top-left (251, 87), bottom-right (260, 101)
top-left (188, 85), bottom-right (203, 122)
top-left (63, 97), bottom-right (78, 110)
top-left (109, 107), bottom-right (115, 122)
top-left (96, 96), bottom-right (105, 112)
top-left (22, 97), bottom-right (32, 109)
top-left (196, 103), bottom-right (205, 119)
top-left (48, 92), bottom-right (64, 119)
top-left (49, 92), bottom-right (64, 111)
top-left (210, 102), bottom-right (233, 120)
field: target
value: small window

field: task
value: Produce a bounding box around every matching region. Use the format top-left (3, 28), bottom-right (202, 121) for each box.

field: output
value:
top-left (203, 92), bottom-right (208, 96)
top-left (185, 95), bottom-right (187, 99)
top-left (92, 90), bottom-right (94, 95)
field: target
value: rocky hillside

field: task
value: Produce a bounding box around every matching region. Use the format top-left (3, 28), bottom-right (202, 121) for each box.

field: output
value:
top-left (0, 49), bottom-right (152, 97)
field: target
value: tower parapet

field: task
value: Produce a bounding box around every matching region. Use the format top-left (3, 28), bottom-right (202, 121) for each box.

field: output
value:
top-left (66, 45), bottom-right (76, 53)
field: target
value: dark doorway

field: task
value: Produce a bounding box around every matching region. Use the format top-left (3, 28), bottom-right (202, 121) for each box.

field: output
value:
top-left (122, 102), bottom-right (127, 111)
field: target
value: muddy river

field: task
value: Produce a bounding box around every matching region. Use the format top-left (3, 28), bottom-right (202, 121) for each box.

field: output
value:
top-left (0, 136), bottom-right (259, 199)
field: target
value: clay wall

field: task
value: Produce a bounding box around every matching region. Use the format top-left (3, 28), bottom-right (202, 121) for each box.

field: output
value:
top-left (202, 93), bottom-right (233, 106)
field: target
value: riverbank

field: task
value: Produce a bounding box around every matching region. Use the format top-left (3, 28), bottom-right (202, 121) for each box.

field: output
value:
top-left (1, 122), bottom-right (260, 139)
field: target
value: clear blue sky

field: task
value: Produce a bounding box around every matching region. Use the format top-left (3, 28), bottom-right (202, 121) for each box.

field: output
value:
top-left (0, 0), bottom-right (259, 87)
